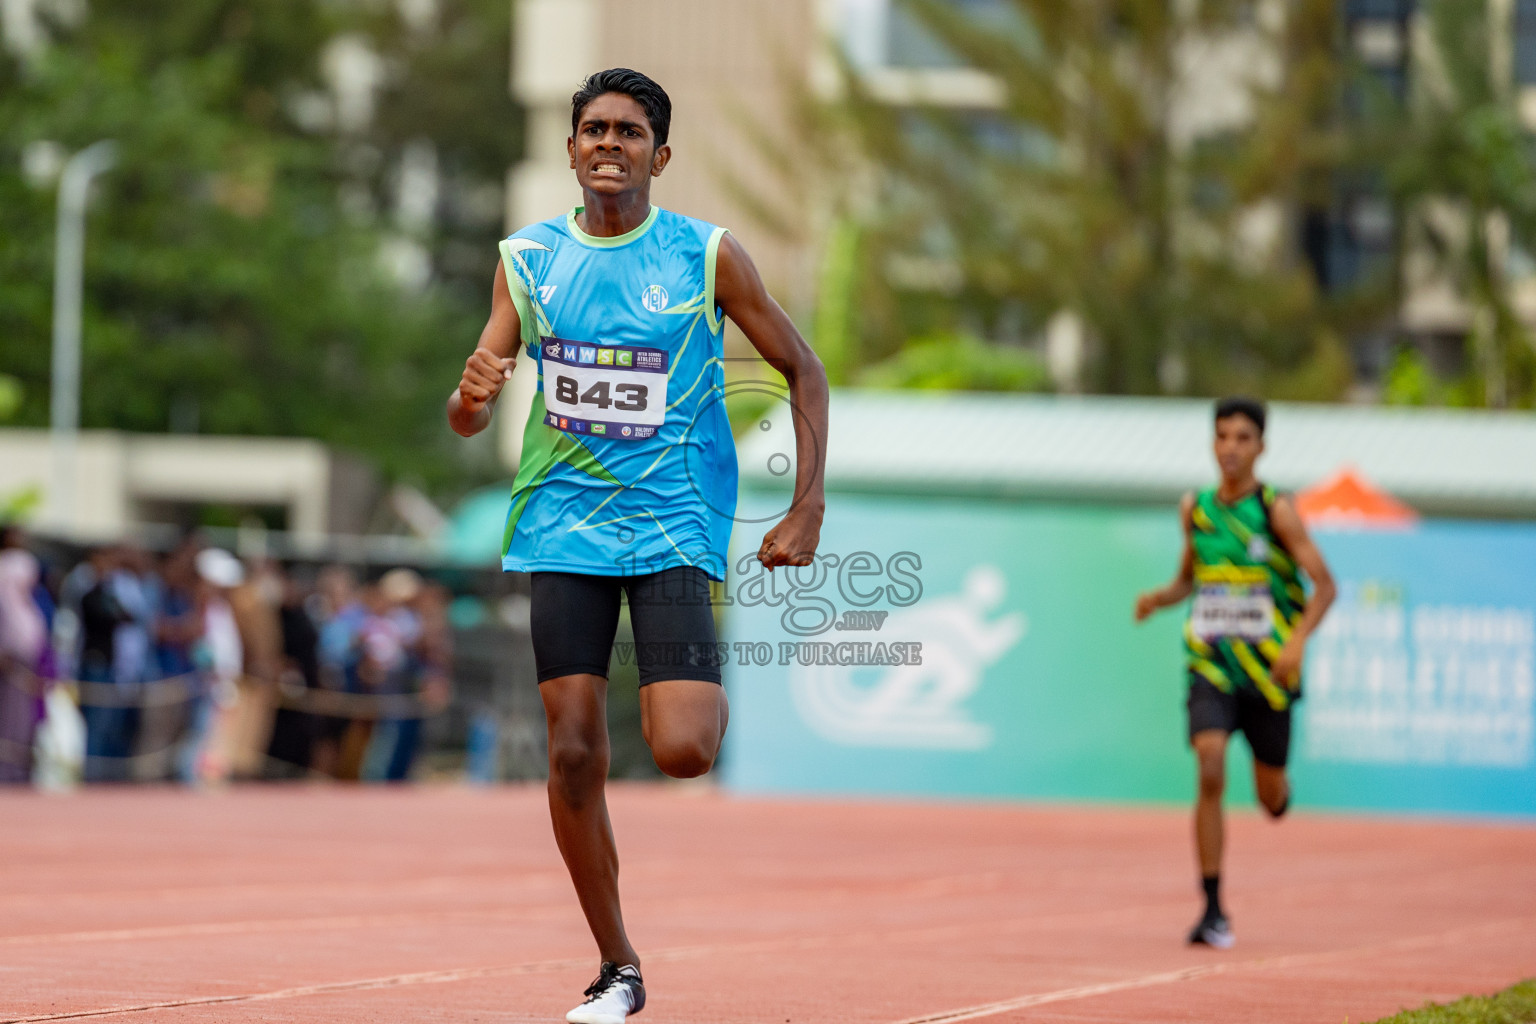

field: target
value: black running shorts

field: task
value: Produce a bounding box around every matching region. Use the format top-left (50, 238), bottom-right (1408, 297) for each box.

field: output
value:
top-left (1186, 675), bottom-right (1292, 768)
top-left (529, 566), bottom-right (723, 686)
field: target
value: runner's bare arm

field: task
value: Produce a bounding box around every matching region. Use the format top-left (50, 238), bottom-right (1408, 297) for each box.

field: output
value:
top-left (1267, 495), bottom-right (1337, 685)
top-left (1135, 492), bottom-right (1196, 621)
top-left (714, 233), bottom-right (828, 570)
top-left (448, 260), bottom-right (521, 438)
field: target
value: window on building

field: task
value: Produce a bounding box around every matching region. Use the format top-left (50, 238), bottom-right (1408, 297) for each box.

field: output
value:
top-left (1345, 0), bottom-right (1415, 20)
top-left (1308, 0), bottom-right (1412, 295)
top-left (1345, 0), bottom-right (1414, 103)
top-left (1302, 176), bottom-right (1395, 295)
top-left (886, 0), bottom-right (1023, 68)
top-left (1516, 0), bottom-right (1536, 85)
top-left (833, 0), bottom-right (1026, 71)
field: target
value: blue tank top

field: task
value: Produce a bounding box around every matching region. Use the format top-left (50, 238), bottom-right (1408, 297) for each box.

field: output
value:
top-left (497, 205), bottom-right (738, 580)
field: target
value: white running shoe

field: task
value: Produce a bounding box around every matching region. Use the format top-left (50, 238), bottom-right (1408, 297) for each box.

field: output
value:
top-left (566, 962), bottom-right (645, 1024)
top-left (1188, 912), bottom-right (1235, 949)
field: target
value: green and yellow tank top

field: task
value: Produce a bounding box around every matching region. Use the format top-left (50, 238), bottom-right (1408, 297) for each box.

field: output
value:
top-left (1184, 485), bottom-right (1307, 710)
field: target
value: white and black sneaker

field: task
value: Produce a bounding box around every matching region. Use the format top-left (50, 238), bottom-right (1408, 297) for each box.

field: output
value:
top-left (1187, 912), bottom-right (1235, 949)
top-left (566, 962), bottom-right (645, 1024)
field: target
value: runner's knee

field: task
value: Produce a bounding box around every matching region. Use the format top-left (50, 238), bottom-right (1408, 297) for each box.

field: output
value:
top-left (1256, 770), bottom-right (1289, 817)
top-left (1197, 754), bottom-right (1225, 799)
top-left (548, 735), bottom-right (608, 802)
top-left (650, 735), bottom-right (715, 779)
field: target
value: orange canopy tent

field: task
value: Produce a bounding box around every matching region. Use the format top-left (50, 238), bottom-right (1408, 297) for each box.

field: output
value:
top-left (1294, 467), bottom-right (1418, 529)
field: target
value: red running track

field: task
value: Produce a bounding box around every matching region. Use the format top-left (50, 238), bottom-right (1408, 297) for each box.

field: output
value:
top-left (1, 785), bottom-right (1533, 1023)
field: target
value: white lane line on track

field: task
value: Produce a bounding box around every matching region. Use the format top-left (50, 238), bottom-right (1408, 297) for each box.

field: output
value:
top-left (0, 870), bottom-right (572, 912)
top-left (0, 940), bottom-right (752, 1024)
top-left (0, 908), bottom-right (567, 948)
top-left (9, 908), bottom-right (1531, 1023)
top-left (892, 966), bottom-right (1219, 1024)
top-left (888, 913), bottom-right (1536, 1024)
top-left (0, 957), bottom-right (594, 1024)
top-left (0, 905), bottom-right (1187, 1023)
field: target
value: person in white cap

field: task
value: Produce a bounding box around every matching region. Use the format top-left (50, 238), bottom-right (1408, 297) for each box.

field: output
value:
top-left (177, 548), bottom-right (244, 784)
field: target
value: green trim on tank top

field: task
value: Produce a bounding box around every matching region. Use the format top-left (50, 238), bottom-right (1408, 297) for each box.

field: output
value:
top-left (704, 226), bottom-right (730, 334)
top-left (496, 237), bottom-right (552, 353)
top-left (565, 204), bottom-right (660, 248)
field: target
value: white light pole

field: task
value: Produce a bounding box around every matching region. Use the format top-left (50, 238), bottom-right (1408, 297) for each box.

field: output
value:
top-left (50, 140), bottom-right (117, 535)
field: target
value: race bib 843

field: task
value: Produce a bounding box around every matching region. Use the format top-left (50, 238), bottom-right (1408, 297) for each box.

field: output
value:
top-left (540, 337), bottom-right (668, 440)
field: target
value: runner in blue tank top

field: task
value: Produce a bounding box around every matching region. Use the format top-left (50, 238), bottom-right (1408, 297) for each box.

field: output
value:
top-left (448, 69), bottom-right (828, 1024)
top-left (496, 203), bottom-right (738, 579)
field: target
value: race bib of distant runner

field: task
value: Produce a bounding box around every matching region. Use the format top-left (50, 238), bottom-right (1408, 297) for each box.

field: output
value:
top-left (540, 337), bottom-right (668, 440)
top-left (1191, 566), bottom-right (1274, 641)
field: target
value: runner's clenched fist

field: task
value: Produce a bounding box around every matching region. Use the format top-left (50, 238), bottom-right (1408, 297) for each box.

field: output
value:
top-left (458, 347), bottom-right (515, 414)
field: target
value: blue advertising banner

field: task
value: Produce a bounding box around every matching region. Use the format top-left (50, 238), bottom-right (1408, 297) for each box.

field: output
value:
top-left (1291, 521), bottom-right (1536, 816)
top-left (720, 493), bottom-right (1536, 817)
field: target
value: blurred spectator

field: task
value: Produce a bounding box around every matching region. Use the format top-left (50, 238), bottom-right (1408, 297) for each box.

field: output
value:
top-left (397, 580), bottom-right (454, 781)
top-left (4, 539), bottom-right (465, 786)
top-left (155, 537), bottom-right (203, 681)
top-left (416, 583), bottom-right (454, 709)
top-left (55, 543), bottom-right (99, 683)
top-left (111, 546), bottom-right (157, 688)
top-left (178, 548), bottom-right (243, 785)
top-left (79, 548), bottom-right (136, 782)
top-left (225, 560), bottom-right (284, 779)
top-left (125, 538), bottom-right (203, 780)
top-left (29, 551), bottom-right (58, 686)
top-left (364, 568), bottom-right (425, 782)
top-left (336, 580), bottom-right (402, 779)
top-left (0, 527), bottom-right (48, 783)
top-left (311, 564), bottom-right (364, 777)
top-left (266, 566), bottom-right (321, 778)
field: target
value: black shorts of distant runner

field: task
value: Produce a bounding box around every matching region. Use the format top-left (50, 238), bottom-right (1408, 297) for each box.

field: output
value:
top-left (1186, 674), bottom-right (1292, 768)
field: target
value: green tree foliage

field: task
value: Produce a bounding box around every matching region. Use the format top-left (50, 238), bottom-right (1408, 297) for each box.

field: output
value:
top-left (0, 0), bottom-right (518, 494)
top-left (0, 374), bottom-right (19, 420)
top-left (1, 363), bottom-right (36, 519)
top-left (856, 330), bottom-right (1047, 390)
top-left (1381, 0), bottom-right (1536, 408)
top-left (766, 0), bottom-right (1382, 398)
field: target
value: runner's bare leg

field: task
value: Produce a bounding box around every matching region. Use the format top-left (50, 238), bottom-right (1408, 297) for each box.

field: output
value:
top-left (541, 673), bottom-right (640, 969)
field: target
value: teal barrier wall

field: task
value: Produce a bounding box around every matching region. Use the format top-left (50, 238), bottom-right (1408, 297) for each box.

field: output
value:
top-left (720, 493), bottom-right (1536, 816)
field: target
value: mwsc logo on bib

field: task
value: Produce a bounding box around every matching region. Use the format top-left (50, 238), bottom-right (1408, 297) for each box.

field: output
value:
top-left (641, 284), bottom-right (668, 312)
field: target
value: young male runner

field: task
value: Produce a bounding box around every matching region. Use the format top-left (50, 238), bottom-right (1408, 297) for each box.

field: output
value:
top-left (1134, 397), bottom-right (1335, 949)
top-left (448, 69), bottom-right (827, 1023)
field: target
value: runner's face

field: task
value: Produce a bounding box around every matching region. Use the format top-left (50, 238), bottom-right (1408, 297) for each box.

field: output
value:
top-left (569, 93), bottom-right (668, 196)
top-left (1213, 415), bottom-right (1263, 481)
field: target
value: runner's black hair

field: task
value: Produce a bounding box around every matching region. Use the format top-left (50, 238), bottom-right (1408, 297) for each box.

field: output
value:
top-left (1214, 396), bottom-right (1267, 435)
top-left (571, 68), bottom-right (672, 147)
